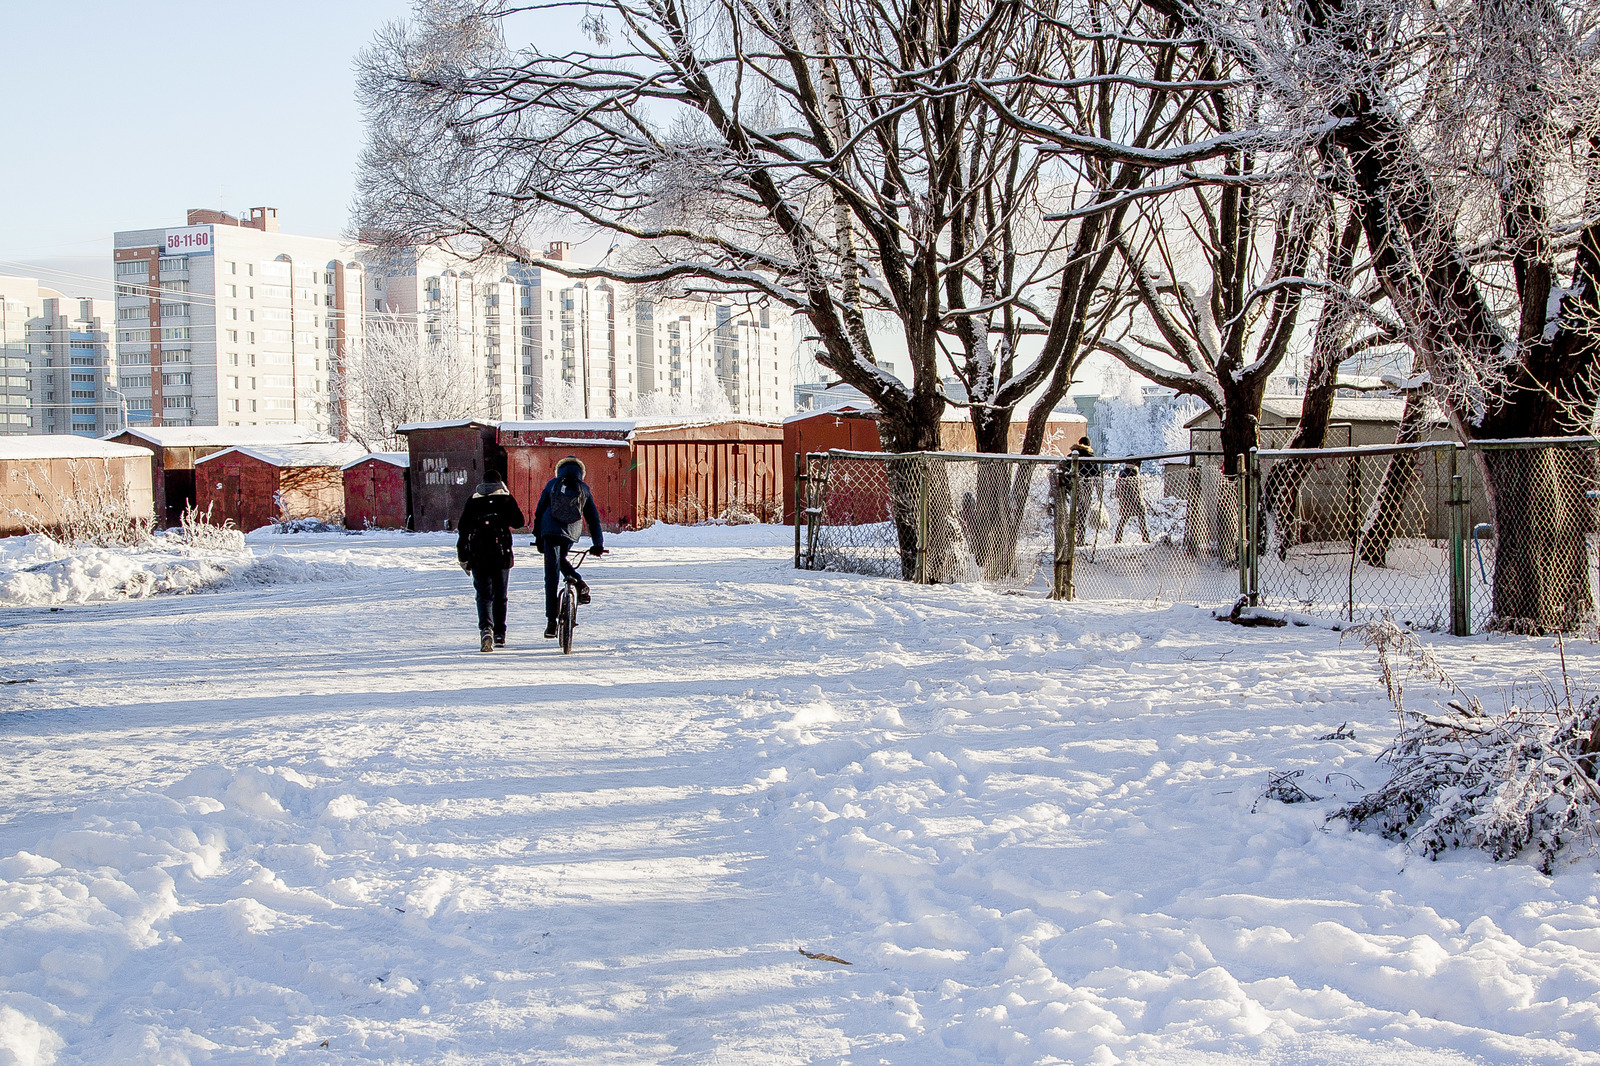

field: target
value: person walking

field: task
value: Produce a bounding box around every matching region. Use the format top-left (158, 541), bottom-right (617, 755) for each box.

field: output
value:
top-left (1068, 436), bottom-right (1102, 545)
top-left (456, 473), bottom-right (526, 652)
top-left (1114, 462), bottom-right (1150, 543)
top-left (534, 456), bottom-right (606, 639)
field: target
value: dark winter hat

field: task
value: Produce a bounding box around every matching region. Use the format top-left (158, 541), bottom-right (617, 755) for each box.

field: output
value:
top-left (556, 455), bottom-right (586, 480)
top-left (1078, 436), bottom-right (1091, 445)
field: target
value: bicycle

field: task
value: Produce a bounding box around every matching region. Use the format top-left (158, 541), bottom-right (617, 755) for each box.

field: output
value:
top-left (555, 546), bottom-right (595, 654)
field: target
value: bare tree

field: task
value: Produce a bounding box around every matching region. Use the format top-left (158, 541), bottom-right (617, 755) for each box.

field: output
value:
top-left (1177, 0), bottom-right (1600, 627)
top-left (336, 314), bottom-right (489, 451)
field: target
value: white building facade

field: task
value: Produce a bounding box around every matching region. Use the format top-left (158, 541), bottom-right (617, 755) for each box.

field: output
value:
top-left (113, 208), bottom-right (365, 433)
top-left (111, 214), bottom-right (792, 435)
top-left (0, 276), bottom-right (119, 437)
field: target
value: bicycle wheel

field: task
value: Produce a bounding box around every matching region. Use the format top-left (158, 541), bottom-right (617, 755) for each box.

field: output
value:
top-left (558, 585), bottom-right (576, 654)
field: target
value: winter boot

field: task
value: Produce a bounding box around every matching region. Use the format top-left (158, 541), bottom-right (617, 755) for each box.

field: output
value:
top-left (576, 579), bottom-right (592, 606)
top-left (480, 629), bottom-right (494, 653)
top-left (494, 632), bottom-right (506, 647)
top-left (544, 620), bottom-right (558, 639)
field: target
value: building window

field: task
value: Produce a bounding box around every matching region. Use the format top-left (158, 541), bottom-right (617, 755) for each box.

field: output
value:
top-left (227, 261), bottom-right (236, 275)
top-left (229, 354), bottom-right (239, 366)
top-left (228, 376), bottom-right (238, 389)
top-left (226, 330), bottom-right (238, 343)
top-left (228, 399), bottom-right (240, 411)
top-left (248, 399), bottom-right (257, 412)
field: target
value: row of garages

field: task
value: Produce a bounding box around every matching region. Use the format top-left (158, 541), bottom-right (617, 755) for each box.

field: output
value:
top-left (0, 406), bottom-right (1087, 537)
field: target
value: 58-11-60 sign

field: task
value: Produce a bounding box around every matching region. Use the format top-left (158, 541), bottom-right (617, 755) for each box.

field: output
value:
top-left (163, 226), bottom-right (213, 255)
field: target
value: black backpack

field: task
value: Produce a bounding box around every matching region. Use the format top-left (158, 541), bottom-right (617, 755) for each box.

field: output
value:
top-left (549, 479), bottom-right (587, 526)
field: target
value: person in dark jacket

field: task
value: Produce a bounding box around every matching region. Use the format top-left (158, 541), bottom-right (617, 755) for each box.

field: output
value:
top-left (533, 455), bottom-right (606, 638)
top-left (456, 475), bottom-right (526, 652)
top-left (1068, 436), bottom-right (1102, 545)
top-left (1114, 461), bottom-right (1150, 543)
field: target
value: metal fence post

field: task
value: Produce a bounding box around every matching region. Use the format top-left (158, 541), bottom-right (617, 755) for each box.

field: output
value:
top-left (915, 453), bottom-right (930, 584)
top-left (1449, 453), bottom-right (1470, 635)
top-left (1250, 447), bottom-right (1262, 606)
top-left (1051, 463), bottom-right (1069, 600)
top-left (793, 451), bottom-right (805, 569)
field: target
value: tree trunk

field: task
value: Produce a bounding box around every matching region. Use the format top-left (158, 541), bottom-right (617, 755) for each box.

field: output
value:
top-left (1483, 446), bottom-right (1597, 632)
top-left (1356, 389), bottom-right (1429, 568)
top-left (879, 405), bottom-right (957, 582)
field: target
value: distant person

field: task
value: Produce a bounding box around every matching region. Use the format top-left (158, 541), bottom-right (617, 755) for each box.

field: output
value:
top-left (457, 473), bottom-right (526, 652)
top-left (1115, 462), bottom-right (1150, 543)
top-left (1068, 436), bottom-right (1102, 545)
top-left (534, 456), bottom-right (606, 639)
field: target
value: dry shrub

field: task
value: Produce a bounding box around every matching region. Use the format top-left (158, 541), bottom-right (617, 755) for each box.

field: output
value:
top-left (174, 501), bottom-right (247, 553)
top-left (6, 459), bottom-right (153, 547)
top-left (1337, 619), bottom-right (1600, 873)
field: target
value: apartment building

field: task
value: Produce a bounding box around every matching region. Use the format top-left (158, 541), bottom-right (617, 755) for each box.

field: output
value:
top-left (0, 276), bottom-right (119, 437)
top-left (112, 208), bottom-right (364, 432)
top-left (371, 241), bottom-right (793, 422)
top-left (112, 212), bottom-right (792, 435)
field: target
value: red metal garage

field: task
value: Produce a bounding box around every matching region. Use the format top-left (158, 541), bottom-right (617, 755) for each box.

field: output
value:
top-left (0, 436), bottom-right (155, 538)
top-left (342, 453), bottom-right (410, 530)
top-left (782, 405), bottom-right (1090, 520)
top-left (497, 419), bottom-right (783, 529)
top-left (195, 442), bottom-right (367, 531)
top-left (103, 425), bottom-right (334, 528)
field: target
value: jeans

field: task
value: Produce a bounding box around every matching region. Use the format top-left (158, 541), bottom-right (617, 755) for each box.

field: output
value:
top-left (543, 540), bottom-right (583, 621)
top-left (472, 567), bottom-right (509, 637)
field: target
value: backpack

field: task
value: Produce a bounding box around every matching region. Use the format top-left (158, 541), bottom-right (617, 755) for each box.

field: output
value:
top-left (549, 479), bottom-right (587, 526)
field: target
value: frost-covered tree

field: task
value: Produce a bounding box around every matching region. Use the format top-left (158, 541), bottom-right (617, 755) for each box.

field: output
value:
top-left (336, 314), bottom-right (489, 451)
top-left (352, 0), bottom-right (1236, 460)
top-left (1167, 0), bottom-right (1600, 627)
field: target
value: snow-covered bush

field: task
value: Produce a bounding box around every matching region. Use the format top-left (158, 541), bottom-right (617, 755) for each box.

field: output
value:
top-left (4, 459), bottom-right (153, 547)
top-left (174, 502), bottom-right (247, 553)
top-left (1092, 370), bottom-right (1205, 458)
top-left (1336, 619), bottom-right (1600, 873)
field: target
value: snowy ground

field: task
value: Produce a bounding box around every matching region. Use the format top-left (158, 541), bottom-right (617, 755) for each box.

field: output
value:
top-left (3, 526), bottom-right (1600, 1065)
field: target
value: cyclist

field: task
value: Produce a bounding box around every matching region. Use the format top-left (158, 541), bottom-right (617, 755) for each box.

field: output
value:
top-left (533, 455), bottom-right (606, 639)
top-left (456, 471), bottom-right (526, 652)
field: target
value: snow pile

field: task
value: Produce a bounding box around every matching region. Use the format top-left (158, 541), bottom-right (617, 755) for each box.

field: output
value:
top-left (0, 534), bottom-right (243, 606)
top-left (0, 533), bottom-right (374, 607)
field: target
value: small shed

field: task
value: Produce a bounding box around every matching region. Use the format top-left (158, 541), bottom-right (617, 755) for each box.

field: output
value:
top-left (103, 425), bottom-right (334, 528)
top-left (498, 418), bottom-right (784, 529)
top-left (781, 404), bottom-right (1089, 521)
top-left (195, 442), bottom-right (368, 532)
top-left (0, 436), bottom-right (155, 538)
top-left (342, 453), bottom-right (411, 530)
top-left (1183, 396), bottom-right (1449, 452)
top-left (396, 420), bottom-right (501, 531)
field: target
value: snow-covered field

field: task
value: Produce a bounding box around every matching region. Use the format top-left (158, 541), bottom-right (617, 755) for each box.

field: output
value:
top-left (3, 525), bottom-right (1599, 1064)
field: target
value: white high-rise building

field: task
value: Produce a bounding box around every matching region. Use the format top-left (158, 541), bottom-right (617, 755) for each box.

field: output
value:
top-left (367, 240), bottom-right (793, 422)
top-left (112, 213), bottom-right (793, 435)
top-left (113, 208), bottom-right (364, 432)
top-left (0, 276), bottom-right (119, 437)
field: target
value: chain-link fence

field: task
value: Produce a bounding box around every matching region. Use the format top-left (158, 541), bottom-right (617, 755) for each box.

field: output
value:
top-left (1253, 442), bottom-right (1459, 629)
top-left (798, 449), bottom-right (1241, 606)
top-left (1467, 439), bottom-right (1600, 634)
top-left (1065, 454), bottom-right (1242, 606)
top-left (797, 438), bottom-right (1600, 635)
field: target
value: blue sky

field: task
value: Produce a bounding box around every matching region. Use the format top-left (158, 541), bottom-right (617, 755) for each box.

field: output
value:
top-left (0, 0), bottom-right (417, 266)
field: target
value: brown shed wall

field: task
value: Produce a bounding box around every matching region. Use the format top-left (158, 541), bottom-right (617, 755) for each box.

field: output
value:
top-left (0, 455), bottom-right (155, 537)
top-left (781, 411), bottom-right (1088, 521)
top-left (197, 455), bottom-right (347, 531)
top-left (343, 461), bottom-right (411, 530)
top-left (503, 441), bottom-right (634, 532)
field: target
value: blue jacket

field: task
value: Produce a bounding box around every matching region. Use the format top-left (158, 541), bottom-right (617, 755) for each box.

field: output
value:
top-left (534, 457), bottom-right (604, 548)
